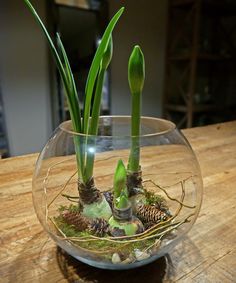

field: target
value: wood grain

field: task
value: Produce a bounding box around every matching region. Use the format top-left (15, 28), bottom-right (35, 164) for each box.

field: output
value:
top-left (0, 121), bottom-right (236, 282)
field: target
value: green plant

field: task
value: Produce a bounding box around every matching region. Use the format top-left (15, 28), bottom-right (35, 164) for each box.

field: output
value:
top-left (25, 2), bottom-right (197, 267)
top-left (113, 159), bottom-right (130, 209)
top-left (24, 0), bottom-right (124, 218)
top-left (109, 160), bottom-right (144, 236)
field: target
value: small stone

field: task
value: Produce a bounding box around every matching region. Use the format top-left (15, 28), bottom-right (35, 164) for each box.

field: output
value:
top-left (121, 253), bottom-right (135, 264)
top-left (112, 253), bottom-right (121, 264)
top-left (134, 249), bottom-right (150, 261)
top-left (121, 257), bottom-right (132, 264)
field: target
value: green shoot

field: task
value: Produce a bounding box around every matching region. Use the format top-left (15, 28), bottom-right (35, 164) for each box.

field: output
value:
top-left (116, 187), bottom-right (129, 209)
top-left (127, 46), bottom-right (145, 172)
top-left (113, 160), bottom-right (129, 209)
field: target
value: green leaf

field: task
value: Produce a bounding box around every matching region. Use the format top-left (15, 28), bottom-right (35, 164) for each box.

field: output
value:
top-left (56, 33), bottom-right (84, 178)
top-left (101, 36), bottom-right (113, 70)
top-left (116, 186), bottom-right (129, 209)
top-left (113, 159), bottom-right (127, 199)
top-left (23, 1), bottom-right (67, 107)
top-left (83, 7), bottom-right (124, 135)
top-left (23, 0), bottom-right (82, 133)
top-left (116, 193), bottom-right (129, 209)
top-left (23, 0), bottom-right (63, 76)
top-left (24, 0), bottom-right (84, 179)
top-left (56, 33), bottom-right (82, 132)
top-left (90, 36), bottom-right (113, 136)
top-left (83, 37), bottom-right (113, 182)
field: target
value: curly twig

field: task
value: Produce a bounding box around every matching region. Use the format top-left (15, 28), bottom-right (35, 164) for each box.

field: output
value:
top-left (143, 179), bottom-right (196, 209)
top-left (47, 169), bottom-right (79, 208)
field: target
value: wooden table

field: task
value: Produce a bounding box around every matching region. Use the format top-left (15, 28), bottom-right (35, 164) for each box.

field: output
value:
top-left (1, 121), bottom-right (236, 283)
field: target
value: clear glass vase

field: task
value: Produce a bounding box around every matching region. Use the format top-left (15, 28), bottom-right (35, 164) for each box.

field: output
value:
top-left (32, 116), bottom-right (203, 270)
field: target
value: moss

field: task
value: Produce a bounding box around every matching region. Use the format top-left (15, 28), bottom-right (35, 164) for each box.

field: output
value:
top-left (145, 190), bottom-right (166, 206)
top-left (54, 200), bottom-right (166, 261)
top-left (58, 204), bottom-right (81, 213)
top-left (54, 213), bottom-right (156, 257)
top-left (54, 215), bottom-right (83, 237)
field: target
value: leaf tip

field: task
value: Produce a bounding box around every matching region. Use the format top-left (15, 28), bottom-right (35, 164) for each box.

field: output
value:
top-left (115, 6), bottom-right (125, 17)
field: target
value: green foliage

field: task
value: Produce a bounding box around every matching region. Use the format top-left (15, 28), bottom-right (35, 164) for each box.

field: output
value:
top-left (113, 160), bottom-right (130, 209)
top-left (54, 215), bottom-right (84, 237)
top-left (116, 187), bottom-right (129, 209)
top-left (128, 46), bottom-right (145, 172)
top-left (24, 0), bottom-right (124, 185)
top-left (101, 36), bottom-right (113, 70)
top-left (82, 8), bottom-right (124, 135)
top-left (145, 190), bottom-right (166, 206)
top-left (56, 33), bottom-right (82, 132)
top-left (58, 204), bottom-right (81, 213)
top-left (23, 0), bottom-right (82, 133)
top-left (90, 37), bottom-right (113, 135)
top-left (113, 160), bottom-right (127, 198)
top-left (56, 211), bottom-right (155, 256)
top-left (84, 37), bottom-right (113, 181)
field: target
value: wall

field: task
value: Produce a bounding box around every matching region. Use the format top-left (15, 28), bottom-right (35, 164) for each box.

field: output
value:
top-left (0, 0), bottom-right (52, 156)
top-left (108, 0), bottom-right (168, 117)
top-left (0, 0), bottom-right (167, 155)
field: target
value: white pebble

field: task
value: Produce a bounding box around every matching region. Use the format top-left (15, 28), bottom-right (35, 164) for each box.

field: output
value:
top-left (112, 253), bottom-right (121, 264)
top-left (134, 249), bottom-right (150, 261)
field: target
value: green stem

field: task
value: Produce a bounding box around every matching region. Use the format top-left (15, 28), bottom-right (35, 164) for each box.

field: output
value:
top-left (127, 45), bottom-right (145, 173)
top-left (128, 91), bottom-right (141, 172)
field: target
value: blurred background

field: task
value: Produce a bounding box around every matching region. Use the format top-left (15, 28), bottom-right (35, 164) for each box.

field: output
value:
top-left (0, 0), bottom-right (236, 157)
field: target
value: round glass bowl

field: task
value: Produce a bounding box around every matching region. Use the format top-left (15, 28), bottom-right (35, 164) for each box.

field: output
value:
top-left (32, 116), bottom-right (203, 270)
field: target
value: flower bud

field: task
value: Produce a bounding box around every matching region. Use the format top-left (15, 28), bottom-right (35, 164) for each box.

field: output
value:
top-left (128, 45), bottom-right (145, 94)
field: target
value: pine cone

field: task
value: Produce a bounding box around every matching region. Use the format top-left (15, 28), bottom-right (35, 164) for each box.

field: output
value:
top-left (136, 204), bottom-right (169, 224)
top-left (62, 210), bottom-right (89, 231)
top-left (154, 199), bottom-right (169, 213)
top-left (88, 218), bottom-right (109, 237)
top-left (103, 191), bottom-right (113, 208)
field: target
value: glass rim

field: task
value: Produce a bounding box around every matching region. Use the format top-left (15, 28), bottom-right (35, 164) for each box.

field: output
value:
top-left (59, 116), bottom-right (176, 138)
